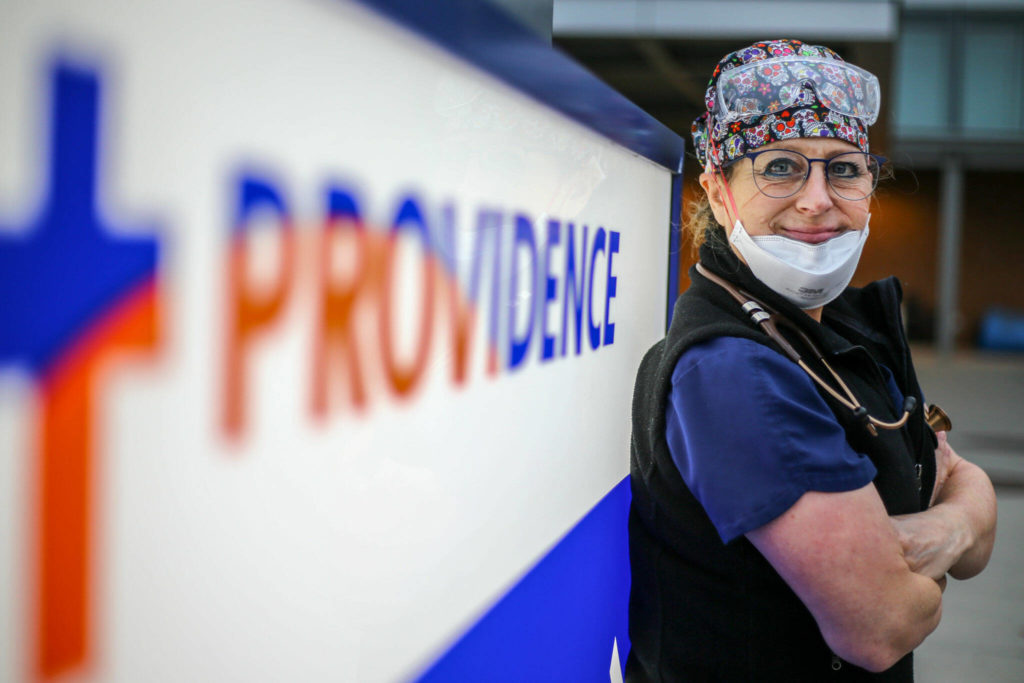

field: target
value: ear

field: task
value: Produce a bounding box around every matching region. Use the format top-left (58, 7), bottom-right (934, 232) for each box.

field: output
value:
top-left (699, 171), bottom-right (732, 228)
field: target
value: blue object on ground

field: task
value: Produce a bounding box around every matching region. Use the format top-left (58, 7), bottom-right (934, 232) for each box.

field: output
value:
top-left (978, 309), bottom-right (1024, 351)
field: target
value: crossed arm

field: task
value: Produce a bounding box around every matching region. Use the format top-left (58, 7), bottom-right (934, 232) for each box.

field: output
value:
top-left (891, 430), bottom-right (997, 581)
top-left (745, 432), bottom-right (997, 673)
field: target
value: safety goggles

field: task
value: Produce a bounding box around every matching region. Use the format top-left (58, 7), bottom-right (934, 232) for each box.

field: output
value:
top-left (713, 56), bottom-right (881, 126)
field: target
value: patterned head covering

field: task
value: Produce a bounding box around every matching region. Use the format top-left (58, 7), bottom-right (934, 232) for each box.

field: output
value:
top-left (692, 39), bottom-right (871, 168)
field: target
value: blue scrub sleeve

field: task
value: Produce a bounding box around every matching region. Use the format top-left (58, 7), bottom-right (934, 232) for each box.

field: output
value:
top-left (666, 336), bottom-right (877, 544)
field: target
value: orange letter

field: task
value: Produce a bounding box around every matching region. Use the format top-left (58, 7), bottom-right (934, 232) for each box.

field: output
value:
top-left (311, 187), bottom-right (371, 417)
top-left (223, 175), bottom-right (295, 439)
top-left (379, 197), bottom-right (434, 397)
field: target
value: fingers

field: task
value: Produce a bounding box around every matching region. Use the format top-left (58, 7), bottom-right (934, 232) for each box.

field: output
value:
top-left (889, 514), bottom-right (957, 581)
top-left (930, 431), bottom-right (957, 507)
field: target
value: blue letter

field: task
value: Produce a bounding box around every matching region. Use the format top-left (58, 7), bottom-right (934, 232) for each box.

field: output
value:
top-left (393, 196), bottom-right (430, 243)
top-left (561, 223), bottom-right (588, 356)
top-left (540, 219), bottom-right (560, 362)
top-left (435, 202), bottom-right (458, 275)
top-left (326, 185), bottom-right (361, 226)
top-left (508, 214), bottom-right (536, 370)
top-left (235, 176), bottom-right (290, 236)
top-left (603, 230), bottom-right (620, 346)
top-left (467, 209), bottom-right (504, 358)
top-left (586, 227), bottom-right (606, 350)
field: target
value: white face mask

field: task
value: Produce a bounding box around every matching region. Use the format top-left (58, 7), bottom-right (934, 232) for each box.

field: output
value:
top-left (729, 215), bottom-right (870, 309)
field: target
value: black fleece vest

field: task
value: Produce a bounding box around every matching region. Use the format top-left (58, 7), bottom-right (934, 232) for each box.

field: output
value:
top-left (626, 241), bottom-right (937, 682)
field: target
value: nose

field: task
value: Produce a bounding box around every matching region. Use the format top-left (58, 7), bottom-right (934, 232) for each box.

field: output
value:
top-left (795, 162), bottom-right (834, 214)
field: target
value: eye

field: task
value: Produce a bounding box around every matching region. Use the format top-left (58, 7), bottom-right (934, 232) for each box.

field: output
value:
top-left (828, 160), bottom-right (863, 179)
top-left (760, 157), bottom-right (801, 178)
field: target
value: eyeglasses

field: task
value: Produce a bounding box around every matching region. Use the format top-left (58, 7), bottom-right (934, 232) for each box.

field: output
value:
top-left (732, 149), bottom-right (887, 200)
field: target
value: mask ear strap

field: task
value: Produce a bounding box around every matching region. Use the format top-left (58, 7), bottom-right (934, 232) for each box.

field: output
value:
top-left (708, 136), bottom-right (742, 228)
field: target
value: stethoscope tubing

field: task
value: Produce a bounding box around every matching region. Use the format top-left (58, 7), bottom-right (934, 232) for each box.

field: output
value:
top-left (695, 263), bottom-right (915, 436)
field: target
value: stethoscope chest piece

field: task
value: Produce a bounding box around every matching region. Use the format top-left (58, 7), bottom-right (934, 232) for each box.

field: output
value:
top-left (925, 403), bottom-right (952, 432)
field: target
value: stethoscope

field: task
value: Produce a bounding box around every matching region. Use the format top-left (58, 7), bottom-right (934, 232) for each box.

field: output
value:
top-left (698, 137), bottom-right (951, 438)
top-left (696, 262), bottom-right (918, 437)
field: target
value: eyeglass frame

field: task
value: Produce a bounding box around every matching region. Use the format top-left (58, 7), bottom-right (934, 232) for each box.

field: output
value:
top-left (726, 149), bottom-right (888, 201)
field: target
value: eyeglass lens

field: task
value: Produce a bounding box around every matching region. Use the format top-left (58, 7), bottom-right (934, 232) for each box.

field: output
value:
top-left (750, 150), bottom-right (880, 200)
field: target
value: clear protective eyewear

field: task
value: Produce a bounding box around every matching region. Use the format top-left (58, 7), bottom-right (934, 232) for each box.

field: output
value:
top-left (714, 56), bottom-right (881, 125)
top-left (734, 149), bottom-right (886, 201)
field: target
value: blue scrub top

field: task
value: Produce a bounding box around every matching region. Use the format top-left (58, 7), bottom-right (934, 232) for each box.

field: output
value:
top-left (665, 336), bottom-right (906, 543)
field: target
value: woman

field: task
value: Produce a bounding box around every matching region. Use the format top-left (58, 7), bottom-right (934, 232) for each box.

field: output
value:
top-left (627, 39), bottom-right (996, 681)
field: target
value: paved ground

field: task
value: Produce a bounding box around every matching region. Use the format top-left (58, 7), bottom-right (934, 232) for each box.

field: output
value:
top-left (910, 347), bottom-right (1024, 682)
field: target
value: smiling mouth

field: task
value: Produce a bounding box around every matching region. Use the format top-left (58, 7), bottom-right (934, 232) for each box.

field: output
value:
top-left (779, 227), bottom-right (849, 245)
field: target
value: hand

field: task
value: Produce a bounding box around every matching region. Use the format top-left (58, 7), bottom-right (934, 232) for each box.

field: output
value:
top-left (930, 430), bottom-right (957, 508)
top-left (899, 437), bottom-right (997, 581)
top-left (890, 508), bottom-right (967, 581)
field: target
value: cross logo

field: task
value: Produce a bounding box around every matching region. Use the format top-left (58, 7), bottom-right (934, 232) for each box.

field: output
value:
top-left (0, 59), bottom-right (162, 680)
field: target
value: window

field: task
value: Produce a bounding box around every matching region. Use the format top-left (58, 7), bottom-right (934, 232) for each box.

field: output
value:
top-left (894, 13), bottom-right (1024, 139)
top-left (962, 24), bottom-right (1023, 134)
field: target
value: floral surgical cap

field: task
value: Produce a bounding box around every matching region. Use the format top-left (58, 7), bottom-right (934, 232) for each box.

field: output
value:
top-left (692, 39), bottom-right (871, 168)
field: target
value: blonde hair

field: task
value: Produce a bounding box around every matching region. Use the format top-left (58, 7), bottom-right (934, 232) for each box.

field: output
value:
top-left (682, 166), bottom-right (735, 256)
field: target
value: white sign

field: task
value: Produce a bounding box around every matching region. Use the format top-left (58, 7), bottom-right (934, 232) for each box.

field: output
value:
top-left (0, 1), bottom-right (681, 680)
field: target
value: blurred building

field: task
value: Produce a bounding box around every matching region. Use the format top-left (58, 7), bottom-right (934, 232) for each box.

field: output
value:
top-left (531, 0), bottom-right (1024, 351)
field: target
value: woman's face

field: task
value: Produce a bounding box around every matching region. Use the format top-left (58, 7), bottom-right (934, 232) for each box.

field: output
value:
top-left (700, 137), bottom-right (872, 245)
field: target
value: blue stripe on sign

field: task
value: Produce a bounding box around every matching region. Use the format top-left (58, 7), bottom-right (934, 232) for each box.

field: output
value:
top-left (414, 476), bottom-right (632, 683)
top-left (666, 171), bottom-right (683, 332)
